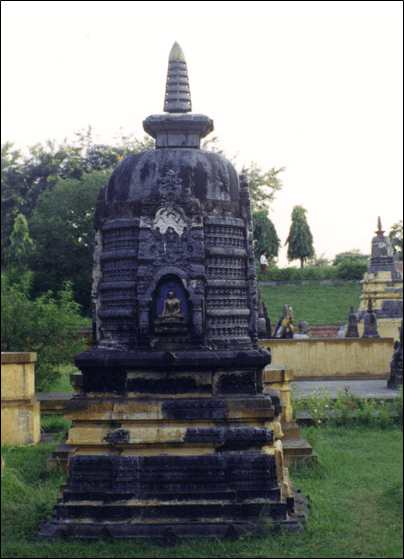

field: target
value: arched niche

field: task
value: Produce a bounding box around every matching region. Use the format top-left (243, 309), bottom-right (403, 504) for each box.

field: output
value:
top-left (152, 274), bottom-right (189, 323)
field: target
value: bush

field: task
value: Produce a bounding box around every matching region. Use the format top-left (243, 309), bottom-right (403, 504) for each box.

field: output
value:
top-left (290, 384), bottom-right (332, 426)
top-left (256, 261), bottom-right (365, 282)
top-left (259, 264), bottom-right (339, 282)
top-left (291, 384), bottom-right (403, 429)
top-left (1, 271), bottom-right (87, 391)
top-left (336, 258), bottom-right (368, 280)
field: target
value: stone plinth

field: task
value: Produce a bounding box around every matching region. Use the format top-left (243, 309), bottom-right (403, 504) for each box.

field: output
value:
top-left (38, 350), bottom-right (303, 540)
top-left (259, 338), bottom-right (394, 381)
top-left (1, 352), bottom-right (40, 445)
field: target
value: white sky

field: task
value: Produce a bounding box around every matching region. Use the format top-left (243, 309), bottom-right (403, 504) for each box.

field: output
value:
top-left (1, 0), bottom-right (403, 267)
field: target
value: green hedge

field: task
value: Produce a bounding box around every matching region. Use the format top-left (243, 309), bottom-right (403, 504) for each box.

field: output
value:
top-left (259, 265), bottom-right (338, 282)
top-left (257, 261), bottom-right (368, 282)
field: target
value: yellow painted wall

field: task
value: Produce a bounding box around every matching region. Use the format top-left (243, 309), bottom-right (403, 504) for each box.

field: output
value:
top-left (1, 352), bottom-right (40, 445)
top-left (259, 338), bottom-right (394, 380)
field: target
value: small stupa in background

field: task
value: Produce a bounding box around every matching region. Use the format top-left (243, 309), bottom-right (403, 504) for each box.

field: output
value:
top-left (357, 217), bottom-right (403, 338)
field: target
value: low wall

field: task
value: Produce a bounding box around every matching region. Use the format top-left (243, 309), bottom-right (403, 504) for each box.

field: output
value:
top-left (259, 338), bottom-right (394, 380)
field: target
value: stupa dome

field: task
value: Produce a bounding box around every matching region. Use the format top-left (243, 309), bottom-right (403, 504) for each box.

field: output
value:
top-left (103, 148), bottom-right (239, 217)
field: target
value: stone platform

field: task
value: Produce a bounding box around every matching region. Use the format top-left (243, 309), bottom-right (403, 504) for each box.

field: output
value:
top-left (38, 349), bottom-right (303, 540)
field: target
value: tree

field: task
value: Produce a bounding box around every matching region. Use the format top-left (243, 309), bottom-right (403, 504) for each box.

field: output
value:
top-left (389, 220), bottom-right (403, 261)
top-left (1, 271), bottom-right (87, 391)
top-left (252, 209), bottom-right (281, 261)
top-left (1, 127), bottom-right (154, 262)
top-left (202, 136), bottom-right (285, 212)
top-left (6, 213), bottom-right (35, 271)
top-left (27, 170), bottom-right (109, 315)
top-left (333, 249), bottom-right (370, 266)
top-left (285, 205), bottom-right (314, 268)
top-left (1, 142), bottom-right (25, 264)
top-left (306, 252), bottom-right (331, 267)
top-left (241, 163), bottom-right (285, 213)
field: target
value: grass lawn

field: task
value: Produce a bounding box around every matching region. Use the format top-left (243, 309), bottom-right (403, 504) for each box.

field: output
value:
top-left (47, 363), bottom-right (76, 393)
top-left (1, 425), bottom-right (402, 558)
top-left (259, 283), bottom-right (362, 327)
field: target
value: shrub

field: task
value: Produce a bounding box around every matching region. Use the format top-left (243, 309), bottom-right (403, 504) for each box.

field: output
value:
top-left (41, 414), bottom-right (72, 433)
top-left (1, 271), bottom-right (87, 391)
top-left (258, 264), bottom-right (340, 282)
top-left (291, 384), bottom-right (333, 426)
top-left (291, 384), bottom-right (403, 429)
top-left (336, 258), bottom-right (368, 280)
top-left (391, 385), bottom-right (403, 426)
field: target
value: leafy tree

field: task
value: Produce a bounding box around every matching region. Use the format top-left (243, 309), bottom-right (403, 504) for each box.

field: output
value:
top-left (6, 213), bottom-right (35, 271)
top-left (389, 220), bottom-right (403, 261)
top-left (333, 249), bottom-right (370, 266)
top-left (1, 127), bottom-right (154, 262)
top-left (252, 209), bottom-right (281, 261)
top-left (306, 252), bottom-right (332, 267)
top-left (1, 271), bottom-right (87, 391)
top-left (241, 163), bottom-right (284, 213)
top-left (285, 205), bottom-right (314, 268)
top-left (1, 142), bottom-right (25, 264)
top-left (27, 170), bottom-right (109, 316)
top-left (336, 259), bottom-right (368, 280)
top-left (202, 137), bottom-right (285, 212)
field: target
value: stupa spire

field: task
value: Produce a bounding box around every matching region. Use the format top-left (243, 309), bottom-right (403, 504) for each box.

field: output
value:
top-left (376, 216), bottom-right (385, 236)
top-left (164, 41), bottom-right (192, 113)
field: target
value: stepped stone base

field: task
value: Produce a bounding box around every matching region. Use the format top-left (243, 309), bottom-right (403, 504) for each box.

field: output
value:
top-left (282, 438), bottom-right (319, 464)
top-left (39, 514), bottom-right (304, 542)
top-left (38, 347), bottom-right (305, 540)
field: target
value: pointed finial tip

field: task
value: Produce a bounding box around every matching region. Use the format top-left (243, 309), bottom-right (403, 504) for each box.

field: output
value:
top-left (376, 216), bottom-right (385, 236)
top-left (164, 41), bottom-right (191, 113)
top-left (169, 41), bottom-right (186, 63)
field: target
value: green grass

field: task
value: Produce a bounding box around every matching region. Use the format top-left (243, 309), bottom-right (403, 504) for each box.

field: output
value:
top-left (259, 283), bottom-right (362, 326)
top-left (40, 414), bottom-right (72, 433)
top-left (2, 425), bottom-right (402, 558)
top-left (40, 363), bottom-right (76, 394)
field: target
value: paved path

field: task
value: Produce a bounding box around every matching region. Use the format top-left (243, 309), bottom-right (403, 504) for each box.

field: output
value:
top-left (293, 379), bottom-right (400, 400)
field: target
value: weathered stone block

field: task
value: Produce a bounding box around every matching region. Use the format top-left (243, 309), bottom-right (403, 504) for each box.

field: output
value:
top-left (1, 352), bottom-right (37, 400)
top-left (1, 353), bottom-right (40, 445)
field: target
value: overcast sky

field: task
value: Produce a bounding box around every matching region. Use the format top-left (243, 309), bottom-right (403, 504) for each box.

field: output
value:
top-left (1, 0), bottom-right (403, 266)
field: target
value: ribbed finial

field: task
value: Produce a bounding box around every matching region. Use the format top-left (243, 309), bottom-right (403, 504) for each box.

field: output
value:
top-left (164, 42), bottom-right (192, 113)
top-left (376, 216), bottom-right (385, 236)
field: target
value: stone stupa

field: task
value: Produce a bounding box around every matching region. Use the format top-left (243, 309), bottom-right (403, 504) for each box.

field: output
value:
top-left (39, 42), bottom-right (302, 542)
top-left (357, 217), bottom-right (403, 338)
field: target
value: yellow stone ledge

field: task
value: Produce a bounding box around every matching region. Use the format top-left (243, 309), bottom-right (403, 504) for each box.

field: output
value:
top-left (1, 352), bottom-right (37, 364)
top-left (65, 420), bottom-right (282, 447)
top-left (64, 397), bottom-right (275, 422)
